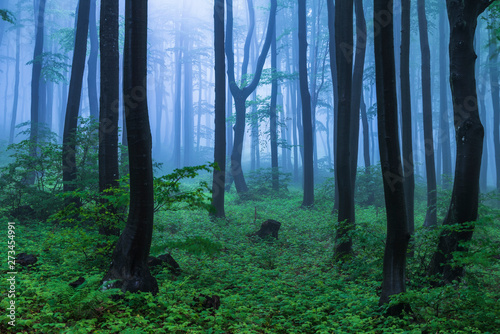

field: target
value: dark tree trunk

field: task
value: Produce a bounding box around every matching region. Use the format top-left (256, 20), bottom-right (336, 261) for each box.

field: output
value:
top-left (418, 0), bottom-right (437, 228)
top-left (428, 0), bottom-right (494, 285)
top-left (332, 0), bottom-right (354, 258)
top-left (62, 0), bottom-right (90, 193)
top-left (9, 4), bottom-right (20, 145)
top-left (99, 0), bottom-right (120, 228)
top-left (87, 0), bottom-right (99, 120)
top-left (225, 0), bottom-right (277, 193)
top-left (349, 0), bottom-right (366, 187)
top-left (270, 20), bottom-right (279, 191)
top-left (360, 93), bottom-right (370, 169)
top-left (374, 0), bottom-right (410, 314)
top-left (298, 0), bottom-right (314, 207)
top-left (103, 0), bottom-right (158, 295)
top-left (401, 0), bottom-right (414, 236)
top-left (29, 0), bottom-right (46, 182)
top-left (490, 19), bottom-right (500, 192)
top-left (439, 1), bottom-right (452, 189)
top-left (211, 0), bottom-right (226, 218)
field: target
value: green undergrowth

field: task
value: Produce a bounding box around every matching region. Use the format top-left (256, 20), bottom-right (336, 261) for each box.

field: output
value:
top-left (1, 191), bottom-right (499, 333)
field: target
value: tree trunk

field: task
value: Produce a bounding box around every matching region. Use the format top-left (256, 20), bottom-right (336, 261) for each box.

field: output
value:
top-left (9, 4), bottom-right (20, 145)
top-left (184, 40), bottom-right (194, 166)
top-left (103, 0), bottom-right (158, 294)
top-left (490, 19), bottom-right (500, 192)
top-left (439, 1), bottom-right (452, 189)
top-left (99, 0), bottom-right (120, 233)
top-left (211, 0), bottom-right (226, 218)
top-left (29, 0), bottom-right (46, 183)
top-left (374, 0), bottom-right (410, 314)
top-left (62, 0), bottom-right (90, 193)
top-left (87, 0), bottom-right (99, 120)
top-left (298, 0), bottom-right (314, 207)
top-left (270, 20), bottom-right (279, 191)
top-left (418, 0), bottom-right (437, 228)
top-left (428, 0), bottom-right (494, 285)
top-left (333, 0), bottom-right (354, 257)
top-left (173, 28), bottom-right (183, 168)
top-left (401, 0), bottom-right (414, 236)
top-left (225, 0), bottom-right (277, 193)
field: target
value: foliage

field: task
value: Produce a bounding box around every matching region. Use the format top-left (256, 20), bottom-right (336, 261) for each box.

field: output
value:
top-left (0, 9), bottom-right (15, 24)
top-left (26, 52), bottom-right (71, 84)
top-left (246, 167), bottom-right (291, 195)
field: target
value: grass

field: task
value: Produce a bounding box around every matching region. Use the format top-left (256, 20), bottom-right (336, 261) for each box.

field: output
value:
top-left (0, 188), bottom-right (499, 333)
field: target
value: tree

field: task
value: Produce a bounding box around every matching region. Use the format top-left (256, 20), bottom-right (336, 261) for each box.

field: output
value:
top-left (8, 2), bottom-right (20, 145)
top-left (225, 0), bottom-right (277, 193)
top-left (438, 0), bottom-right (452, 189)
top-left (62, 0), bottom-right (90, 193)
top-left (270, 13), bottom-right (279, 191)
top-left (489, 15), bottom-right (500, 193)
top-left (29, 0), bottom-right (47, 184)
top-left (87, 0), bottom-right (99, 120)
top-left (298, 0), bottom-right (314, 207)
top-left (103, 0), bottom-right (158, 294)
top-left (429, 0), bottom-right (496, 284)
top-left (417, 0), bottom-right (437, 227)
top-left (211, 0), bottom-right (226, 218)
top-left (99, 0), bottom-right (120, 233)
top-left (374, 0), bottom-right (410, 314)
top-left (333, 0), bottom-right (354, 258)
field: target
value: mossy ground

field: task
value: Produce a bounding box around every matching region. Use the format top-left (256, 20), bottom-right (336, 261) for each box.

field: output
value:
top-left (0, 188), bottom-right (499, 333)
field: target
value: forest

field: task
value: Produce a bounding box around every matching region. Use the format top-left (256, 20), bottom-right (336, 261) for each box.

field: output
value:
top-left (0, 0), bottom-right (499, 332)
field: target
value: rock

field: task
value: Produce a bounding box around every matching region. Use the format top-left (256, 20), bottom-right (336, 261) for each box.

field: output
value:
top-left (148, 253), bottom-right (181, 275)
top-left (69, 276), bottom-right (85, 288)
top-left (252, 219), bottom-right (282, 239)
top-left (16, 253), bottom-right (37, 266)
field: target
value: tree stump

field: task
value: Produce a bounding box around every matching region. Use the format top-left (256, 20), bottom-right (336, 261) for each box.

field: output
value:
top-left (252, 219), bottom-right (281, 239)
top-left (16, 253), bottom-right (37, 266)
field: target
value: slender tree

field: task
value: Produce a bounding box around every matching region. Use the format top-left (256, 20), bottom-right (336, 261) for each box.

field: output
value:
top-left (418, 0), bottom-right (437, 227)
top-left (298, 0), bottom-right (314, 207)
top-left (333, 0), bottom-right (354, 258)
top-left (429, 0), bottom-right (495, 285)
top-left (29, 0), bottom-right (46, 183)
top-left (270, 15), bottom-right (279, 191)
top-left (401, 0), bottom-right (414, 236)
top-left (211, 0), bottom-right (226, 218)
top-left (374, 0), bottom-right (410, 314)
top-left (490, 17), bottom-right (500, 193)
top-left (62, 0), bottom-right (90, 193)
top-left (99, 0), bottom-right (120, 233)
top-left (438, 0), bottom-right (452, 189)
top-left (88, 0), bottom-right (99, 120)
top-left (103, 0), bottom-right (158, 294)
top-left (225, 0), bottom-right (277, 193)
top-left (9, 2), bottom-right (20, 145)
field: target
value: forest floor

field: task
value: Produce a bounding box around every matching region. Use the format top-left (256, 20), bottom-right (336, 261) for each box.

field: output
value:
top-left (1, 186), bottom-right (500, 333)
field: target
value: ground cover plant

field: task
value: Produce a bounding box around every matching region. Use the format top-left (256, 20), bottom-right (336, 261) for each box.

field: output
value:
top-left (1, 178), bottom-right (499, 333)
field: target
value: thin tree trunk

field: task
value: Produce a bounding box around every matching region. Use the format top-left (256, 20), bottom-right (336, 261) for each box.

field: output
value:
top-left (87, 0), bottom-right (99, 120)
top-left (211, 0), bottom-right (226, 218)
top-left (9, 5), bottom-right (20, 144)
top-left (490, 18), bottom-right (500, 192)
top-left (418, 0), bottom-right (437, 227)
top-left (298, 0), bottom-right (314, 207)
top-left (62, 0), bottom-right (90, 193)
top-left (184, 39), bottom-right (194, 166)
top-left (270, 19), bottom-right (279, 191)
top-left (374, 0), bottom-right (410, 314)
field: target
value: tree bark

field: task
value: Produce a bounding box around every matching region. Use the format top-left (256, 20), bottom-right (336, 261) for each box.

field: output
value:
top-left (418, 0), bottom-right (437, 227)
top-left (87, 0), bottom-right (99, 120)
top-left (211, 0), bottom-right (226, 218)
top-left (428, 0), bottom-right (494, 285)
top-left (62, 0), bottom-right (90, 193)
top-left (99, 0), bottom-right (120, 231)
top-left (298, 0), bottom-right (314, 207)
top-left (225, 0), bottom-right (277, 193)
top-left (374, 0), bottom-right (410, 314)
top-left (490, 18), bottom-right (500, 193)
top-left (400, 0), bottom-right (414, 236)
top-left (103, 0), bottom-right (158, 294)
top-left (333, 0), bottom-right (354, 258)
